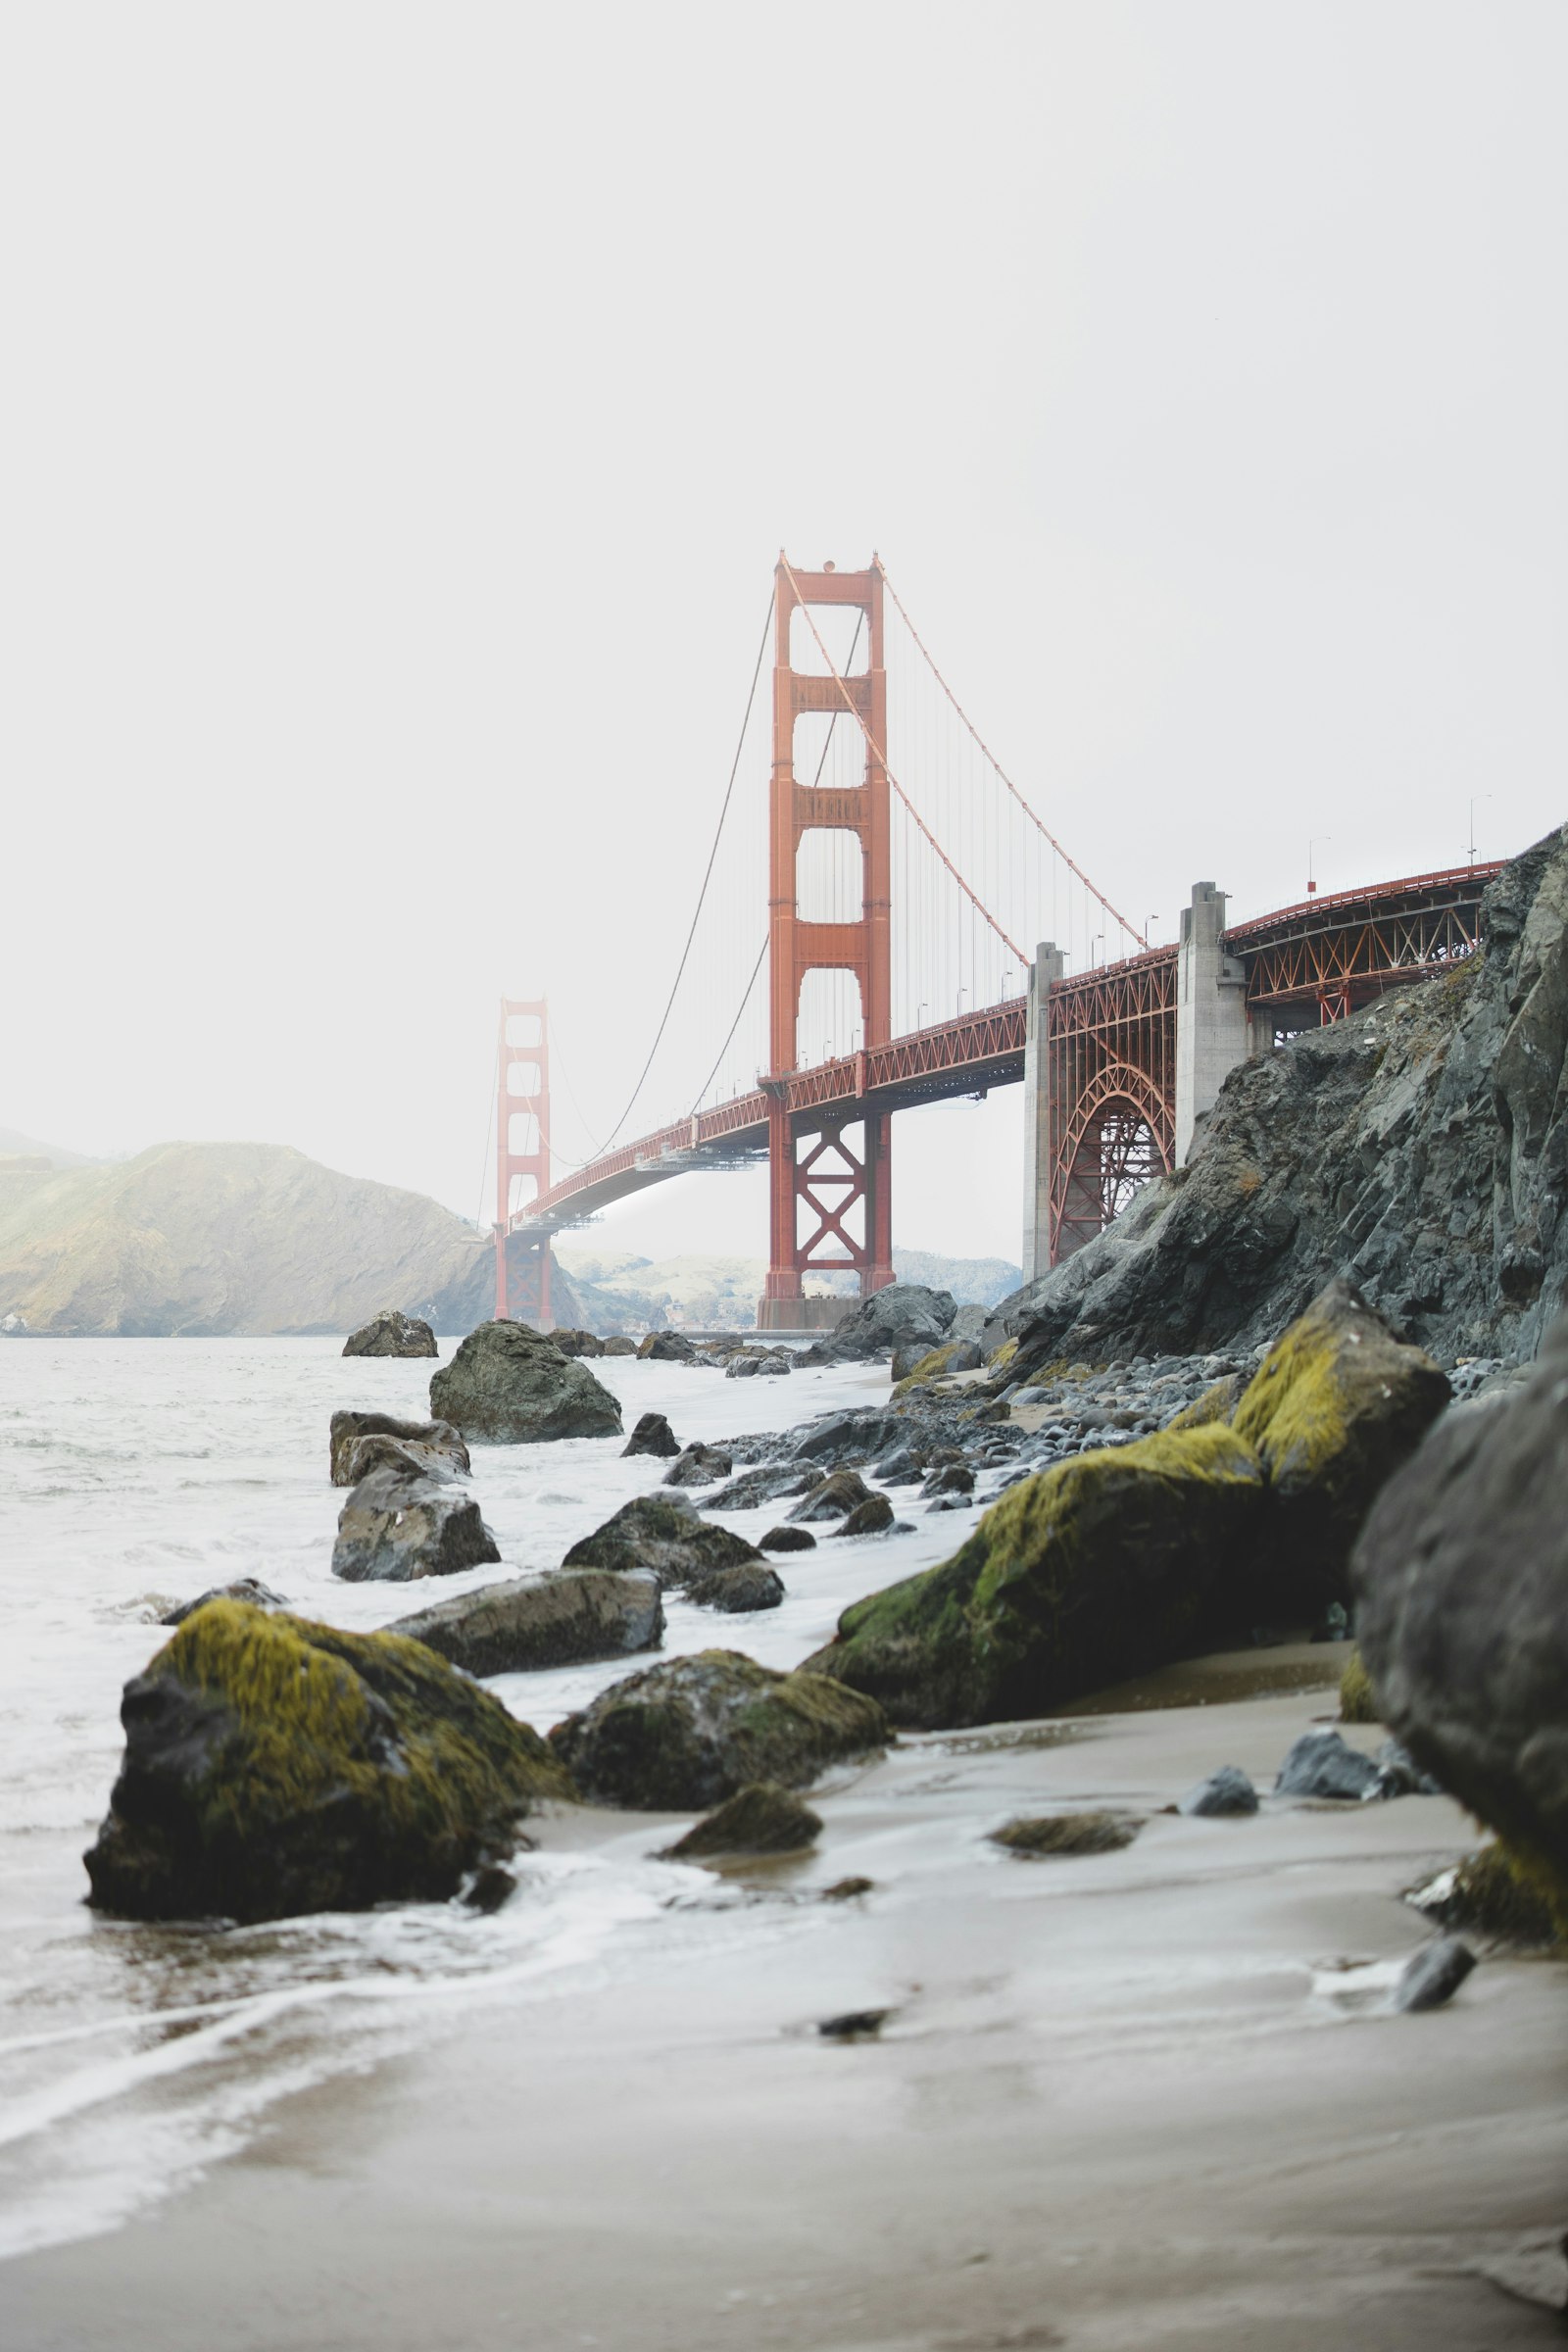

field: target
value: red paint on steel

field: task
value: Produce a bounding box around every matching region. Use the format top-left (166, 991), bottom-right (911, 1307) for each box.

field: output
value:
top-left (494, 998), bottom-right (553, 1328)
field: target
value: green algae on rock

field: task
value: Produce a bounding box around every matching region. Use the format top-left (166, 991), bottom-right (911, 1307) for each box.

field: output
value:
top-left (564, 1493), bottom-right (762, 1590)
top-left (661, 1781), bottom-right (822, 1860)
top-left (84, 1599), bottom-right (571, 1924)
top-left (1339, 1648), bottom-right (1380, 1724)
top-left (429, 1319), bottom-right (622, 1444)
top-left (803, 1422), bottom-right (1267, 1730)
top-left (549, 1648), bottom-right (886, 1810)
top-left (1421, 1841), bottom-right (1566, 1948)
top-left (989, 1811), bottom-right (1140, 1857)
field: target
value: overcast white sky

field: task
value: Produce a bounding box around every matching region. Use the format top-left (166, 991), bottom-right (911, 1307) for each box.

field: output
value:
top-left (2, 3), bottom-right (1563, 1269)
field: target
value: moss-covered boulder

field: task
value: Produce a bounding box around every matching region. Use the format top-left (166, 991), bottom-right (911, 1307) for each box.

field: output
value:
top-left (83, 1600), bottom-right (571, 1923)
top-left (429, 1321), bottom-right (622, 1445)
top-left (661, 1781), bottom-right (822, 1859)
top-left (802, 1423), bottom-right (1266, 1729)
top-left (563, 1493), bottom-right (762, 1590)
top-left (549, 1648), bottom-right (886, 1809)
top-left (1232, 1278), bottom-right (1448, 1605)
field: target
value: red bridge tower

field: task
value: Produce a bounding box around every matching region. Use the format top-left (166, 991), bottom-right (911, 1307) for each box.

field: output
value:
top-left (494, 997), bottom-right (554, 1328)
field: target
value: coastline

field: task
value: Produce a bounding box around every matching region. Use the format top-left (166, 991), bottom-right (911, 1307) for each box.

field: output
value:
top-left (7, 1675), bottom-right (1565, 2351)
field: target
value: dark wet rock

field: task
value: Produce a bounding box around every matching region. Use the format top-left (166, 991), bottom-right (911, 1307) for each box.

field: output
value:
top-left (82, 1600), bottom-right (571, 1924)
top-left (1179, 1765), bottom-right (1259, 1817)
top-left (1275, 1727), bottom-right (1387, 1802)
top-left (563, 1492), bottom-right (761, 1591)
top-left (760, 1524), bottom-right (816, 1554)
top-left (332, 1466), bottom-right (501, 1583)
top-left (343, 1308), bottom-right (437, 1359)
top-left (992, 828), bottom-right (1568, 1369)
top-left (817, 2007), bottom-right (892, 2038)
top-left (792, 1409), bottom-right (907, 1468)
top-left (872, 1446), bottom-right (924, 1486)
top-left (726, 1352), bottom-right (760, 1380)
top-left (603, 1336), bottom-right (637, 1356)
top-left (1412, 1842), bottom-right (1563, 1945)
top-left (893, 1338), bottom-right (985, 1392)
top-left (329, 1410), bottom-right (469, 1488)
top-left (387, 1569), bottom-right (662, 1676)
top-left (801, 1283), bottom-right (956, 1364)
top-left (683, 1560), bottom-right (786, 1613)
top-left (638, 1330), bottom-right (697, 1362)
top-left (662, 1442), bottom-right (734, 1489)
top-left (161, 1577), bottom-right (290, 1628)
top-left (661, 1781), bottom-right (821, 1859)
top-left (819, 1875), bottom-right (874, 1900)
top-left (1391, 1936), bottom-right (1477, 2013)
top-left (621, 1411), bottom-right (681, 1460)
top-left (803, 1423), bottom-right (1266, 1730)
top-left (789, 1468), bottom-right (872, 1524)
top-left (920, 1462), bottom-right (975, 1499)
top-left (551, 1328), bottom-right (606, 1357)
top-left (461, 1863), bottom-right (517, 1913)
top-left (1375, 1738), bottom-right (1444, 1798)
top-left (706, 1463), bottom-right (825, 1511)
top-left (429, 1321), bottom-right (622, 1445)
top-left (989, 1812), bottom-right (1141, 1857)
top-left (549, 1648), bottom-right (886, 1810)
top-left (833, 1494), bottom-right (895, 1538)
top-left (756, 1352), bottom-right (792, 1376)
top-left (1353, 1310), bottom-right (1568, 1923)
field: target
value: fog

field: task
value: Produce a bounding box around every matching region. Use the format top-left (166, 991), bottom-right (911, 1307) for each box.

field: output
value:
top-left (2, 2), bottom-right (1563, 1266)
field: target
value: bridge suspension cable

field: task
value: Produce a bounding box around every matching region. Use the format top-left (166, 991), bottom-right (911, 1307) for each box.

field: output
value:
top-left (878, 560), bottom-right (1148, 954)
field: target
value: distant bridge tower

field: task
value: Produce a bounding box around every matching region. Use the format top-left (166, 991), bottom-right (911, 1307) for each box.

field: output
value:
top-left (494, 997), bottom-right (554, 1328)
top-left (760, 557), bottom-right (895, 1329)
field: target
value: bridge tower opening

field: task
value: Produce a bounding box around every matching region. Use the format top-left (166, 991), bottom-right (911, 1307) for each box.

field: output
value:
top-left (760, 557), bottom-right (895, 1331)
top-left (494, 997), bottom-right (554, 1329)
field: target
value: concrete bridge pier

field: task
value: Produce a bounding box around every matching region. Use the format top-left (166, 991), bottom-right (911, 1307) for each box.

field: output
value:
top-left (1174, 881), bottom-right (1252, 1164)
top-left (1019, 941), bottom-right (1065, 1283)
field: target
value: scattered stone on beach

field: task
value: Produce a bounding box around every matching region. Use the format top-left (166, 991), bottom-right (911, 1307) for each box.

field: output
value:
top-left (872, 1446), bottom-right (924, 1486)
top-left (1352, 1306), bottom-right (1568, 1928)
top-left (622, 1411), bottom-right (680, 1459)
top-left (819, 1876), bottom-right (874, 1901)
top-left (1374, 1738), bottom-right (1444, 1797)
top-left (83, 1599), bottom-right (571, 1924)
top-left (662, 1442), bottom-right (734, 1488)
top-left (1179, 1765), bottom-right (1259, 1817)
top-left (919, 1462), bottom-right (974, 1499)
top-left (460, 1863), bottom-right (518, 1913)
top-left (802, 1283), bottom-right (956, 1365)
top-left (639, 1330), bottom-right (697, 1362)
top-left (1391, 1936), bottom-right (1477, 2013)
top-left (429, 1320), bottom-right (622, 1445)
top-left (564, 1492), bottom-right (762, 1591)
top-left (551, 1328), bottom-right (606, 1357)
top-left (833, 1494), bottom-right (895, 1537)
top-left (549, 1648), bottom-right (886, 1810)
top-left (161, 1577), bottom-right (290, 1628)
top-left (1274, 1727), bottom-right (1387, 1802)
top-left (603, 1336), bottom-right (637, 1356)
top-left (816, 2007), bottom-right (893, 2038)
top-left (760, 1523), bottom-right (816, 1553)
top-left (989, 1812), bottom-right (1141, 1858)
top-left (661, 1781), bottom-right (822, 1860)
top-left (329, 1409), bottom-right (469, 1488)
top-left (706, 1463), bottom-right (825, 1511)
top-left (387, 1569), bottom-right (663, 1676)
top-left (331, 1464), bottom-right (501, 1583)
top-left (789, 1467), bottom-right (872, 1523)
top-left (682, 1560), bottom-right (785, 1612)
top-left (342, 1308), bottom-right (437, 1359)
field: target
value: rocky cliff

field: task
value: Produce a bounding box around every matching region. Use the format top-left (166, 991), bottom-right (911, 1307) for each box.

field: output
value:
top-left (996, 825), bottom-right (1568, 1371)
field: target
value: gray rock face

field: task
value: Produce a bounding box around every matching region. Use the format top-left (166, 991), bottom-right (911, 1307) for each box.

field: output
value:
top-left (802, 1283), bottom-right (956, 1364)
top-left (760, 1524), bottom-right (816, 1552)
top-left (995, 826), bottom-right (1568, 1368)
top-left (161, 1577), bottom-right (290, 1628)
top-left (705, 1463), bottom-right (824, 1511)
top-left (429, 1320), bottom-right (622, 1444)
top-left (1353, 1310), bottom-right (1568, 1902)
top-left (1275, 1727), bottom-right (1386, 1802)
top-left (638, 1330), bottom-right (697, 1362)
top-left (622, 1411), bottom-right (680, 1459)
top-left (662, 1782), bottom-right (822, 1859)
top-left (332, 1465), bottom-right (501, 1583)
top-left (342, 1308), bottom-right (437, 1358)
top-left (1180, 1765), bottom-right (1259, 1817)
top-left (388, 1569), bottom-right (662, 1676)
top-left (788, 1468), bottom-right (872, 1523)
top-left (551, 1328), bottom-right (605, 1357)
top-left (1392, 1936), bottom-right (1477, 2013)
top-left (563, 1493), bottom-right (763, 1592)
top-left (338, 1431), bottom-right (465, 1488)
top-left (549, 1649), bottom-right (887, 1810)
top-left (681, 1560), bottom-right (786, 1612)
top-left (662, 1443), bottom-right (733, 1488)
top-left (834, 1494), bottom-right (895, 1537)
top-left (329, 1410), bottom-right (469, 1488)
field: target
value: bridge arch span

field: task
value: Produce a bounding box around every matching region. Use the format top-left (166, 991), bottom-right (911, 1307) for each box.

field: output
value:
top-left (1051, 1058), bottom-right (1174, 1265)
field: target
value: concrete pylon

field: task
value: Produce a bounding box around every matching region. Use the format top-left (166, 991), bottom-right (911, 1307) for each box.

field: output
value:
top-left (1174, 882), bottom-right (1251, 1164)
top-left (1020, 941), bottom-right (1066, 1282)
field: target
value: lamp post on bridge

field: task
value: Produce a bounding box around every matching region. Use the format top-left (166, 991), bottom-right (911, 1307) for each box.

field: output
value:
top-left (1307, 838), bottom-right (1331, 897)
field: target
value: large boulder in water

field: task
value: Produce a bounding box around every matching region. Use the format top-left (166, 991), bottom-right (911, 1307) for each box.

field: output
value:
top-left (331, 1465), bottom-right (501, 1582)
top-left (82, 1600), bottom-right (571, 1923)
top-left (563, 1492), bottom-right (763, 1592)
top-left (549, 1648), bottom-right (886, 1809)
top-left (803, 1284), bottom-right (956, 1364)
top-left (802, 1423), bottom-right (1267, 1729)
top-left (342, 1308), bottom-right (437, 1358)
top-left (429, 1320), bottom-right (622, 1444)
top-left (328, 1410), bottom-right (468, 1488)
top-left (388, 1569), bottom-right (663, 1676)
top-left (1353, 1313), bottom-right (1568, 1927)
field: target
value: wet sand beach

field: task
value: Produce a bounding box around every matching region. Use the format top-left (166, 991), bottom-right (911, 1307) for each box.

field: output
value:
top-left (8, 1674), bottom-right (1565, 2352)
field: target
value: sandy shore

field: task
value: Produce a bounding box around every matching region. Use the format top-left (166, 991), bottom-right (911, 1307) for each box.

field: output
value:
top-left (5, 1658), bottom-right (1566, 2352)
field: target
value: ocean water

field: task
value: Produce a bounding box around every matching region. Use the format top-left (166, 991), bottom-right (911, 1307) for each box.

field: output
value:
top-left (0, 1338), bottom-right (974, 2262)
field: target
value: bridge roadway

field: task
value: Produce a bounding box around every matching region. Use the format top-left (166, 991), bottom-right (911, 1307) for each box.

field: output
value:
top-left (512, 859), bottom-right (1502, 1255)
